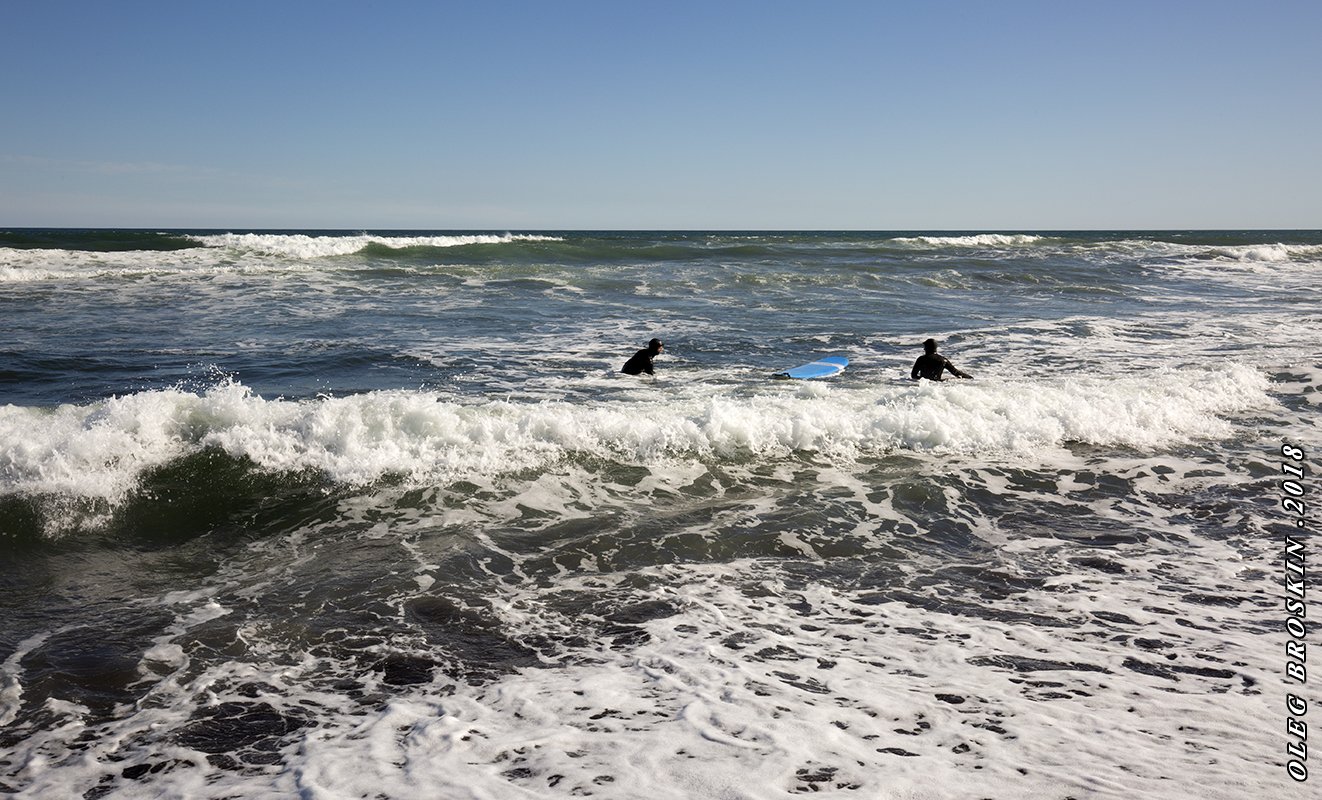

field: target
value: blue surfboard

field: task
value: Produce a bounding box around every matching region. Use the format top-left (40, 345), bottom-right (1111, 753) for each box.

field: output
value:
top-left (774, 355), bottom-right (848, 380)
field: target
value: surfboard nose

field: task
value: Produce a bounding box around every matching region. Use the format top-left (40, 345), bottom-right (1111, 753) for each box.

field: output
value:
top-left (776, 356), bottom-right (848, 380)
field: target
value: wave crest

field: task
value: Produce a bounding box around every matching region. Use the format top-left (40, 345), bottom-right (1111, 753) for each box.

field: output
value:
top-left (0, 365), bottom-right (1272, 536)
top-left (890, 234), bottom-right (1048, 249)
top-left (191, 233), bottom-right (565, 258)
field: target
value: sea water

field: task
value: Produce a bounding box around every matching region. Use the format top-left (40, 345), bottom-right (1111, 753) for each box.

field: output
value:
top-left (1, 230), bottom-right (1318, 798)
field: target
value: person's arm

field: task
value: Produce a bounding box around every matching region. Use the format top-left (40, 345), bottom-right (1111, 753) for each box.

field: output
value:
top-left (944, 358), bottom-right (971, 379)
top-left (643, 359), bottom-right (654, 375)
top-left (911, 358), bottom-right (922, 380)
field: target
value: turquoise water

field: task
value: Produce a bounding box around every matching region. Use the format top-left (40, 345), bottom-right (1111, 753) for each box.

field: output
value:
top-left (1, 230), bottom-right (1318, 798)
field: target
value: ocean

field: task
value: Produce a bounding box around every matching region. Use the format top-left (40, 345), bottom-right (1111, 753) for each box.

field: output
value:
top-left (0, 229), bottom-right (1317, 799)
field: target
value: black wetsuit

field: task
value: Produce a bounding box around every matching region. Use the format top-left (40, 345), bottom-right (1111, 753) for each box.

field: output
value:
top-left (621, 348), bottom-right (656, 375)
top-left (911, 353), bottom-right (965, 381)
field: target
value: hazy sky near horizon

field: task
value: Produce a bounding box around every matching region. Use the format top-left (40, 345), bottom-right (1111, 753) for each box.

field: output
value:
top-left (3, 0), bottom-right (1319, 229)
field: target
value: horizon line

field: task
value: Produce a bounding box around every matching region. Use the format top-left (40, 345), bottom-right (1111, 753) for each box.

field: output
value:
top-left (4, 225), bottom-right (1320, 233)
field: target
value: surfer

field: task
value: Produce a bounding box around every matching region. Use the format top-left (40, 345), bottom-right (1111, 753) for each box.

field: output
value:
top-left (621, 338), bottom-right (664, 376)
top-left (911, 338), bottom-right (972, 381)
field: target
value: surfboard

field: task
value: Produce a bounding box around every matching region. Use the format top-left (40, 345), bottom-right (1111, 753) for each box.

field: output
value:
top-left (773, 355), bottom-right (848, 380)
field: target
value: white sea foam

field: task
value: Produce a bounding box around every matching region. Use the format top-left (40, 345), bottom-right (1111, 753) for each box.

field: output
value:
top-left (1211, 243), bottom-right (1293, 262)
top-left (364, 560), bottom-right (1273, 800)
top-left (0, 232), bottom-right (565, 283)
top-left (1196, 242), bottom-right (1322, 262)
top-left (0, 247), bottom-right (219, 283)
top-left (190, 232), bottom-right (564, 258)
top-left (1097, 238), bottom-right (1322, 270)
top-left (0, 244), bottom-right (320, 284)
top-left (0, 365), bottom-right (1274, 517)
top-left (890, 234), bottom-right (1047, 248)
top-left (0, 633), bottom-right (51, 728)
top-left (5, 544), bottom-right (1281, 799)
top-left (882, 234), bottom-right (1322, 272)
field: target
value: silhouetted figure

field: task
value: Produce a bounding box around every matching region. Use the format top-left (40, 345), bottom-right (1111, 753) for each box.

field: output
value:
top-left (911, 338), bottom-right (971, 381)
top-left (622, 338), bottom-right (664, 376)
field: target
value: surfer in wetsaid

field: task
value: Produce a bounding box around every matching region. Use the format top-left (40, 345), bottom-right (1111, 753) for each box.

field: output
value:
top-left (621, 337), bottom-right (664, 376)
top-left (911, 338), bottom-right (972, 381)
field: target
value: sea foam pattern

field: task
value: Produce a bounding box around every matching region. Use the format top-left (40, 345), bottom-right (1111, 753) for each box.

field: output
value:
top-left (0, 229), bottom-right (1317, 799)
top-left (0, 365), bottom-right (1271, 510)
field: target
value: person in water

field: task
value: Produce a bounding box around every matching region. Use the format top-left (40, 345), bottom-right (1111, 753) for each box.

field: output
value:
top-left (622, 338), bottom-right (664, 375)
top-left (911, 338), bottom-right (972, 381)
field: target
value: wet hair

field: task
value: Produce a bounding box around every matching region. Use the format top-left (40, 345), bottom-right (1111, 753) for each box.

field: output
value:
top-left (649, 338), bottom-right (663, 350)
top-left (923, 338), bottom-right (938, 353)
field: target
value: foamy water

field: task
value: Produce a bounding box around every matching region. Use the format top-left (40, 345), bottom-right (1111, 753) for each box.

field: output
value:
top-left (0, 364), bottom-right (1274, 506)
top-left (0, 229), bottom-right (1317, 799)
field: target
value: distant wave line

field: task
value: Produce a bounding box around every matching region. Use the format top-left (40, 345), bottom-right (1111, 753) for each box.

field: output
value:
top-left (190, 232), bottom-right (566, 258)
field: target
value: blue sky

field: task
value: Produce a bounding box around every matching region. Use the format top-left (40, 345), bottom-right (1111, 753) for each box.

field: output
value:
top-left (3, 0), bottom-right (1319, 229)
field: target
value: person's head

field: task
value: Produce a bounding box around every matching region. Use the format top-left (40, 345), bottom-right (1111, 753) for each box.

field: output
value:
top-left (923, 338), bottom-right (938, 354)
top-left (648, 338), bottom-right (664, 353)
